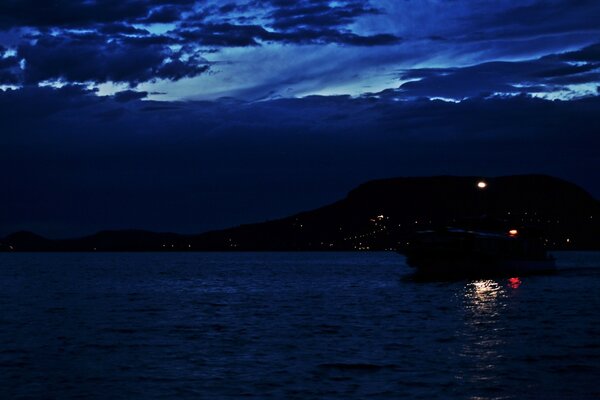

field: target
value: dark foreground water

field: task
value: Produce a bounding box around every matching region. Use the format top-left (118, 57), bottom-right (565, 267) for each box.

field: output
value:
top-left (1, 252), bottom-right (599, 399)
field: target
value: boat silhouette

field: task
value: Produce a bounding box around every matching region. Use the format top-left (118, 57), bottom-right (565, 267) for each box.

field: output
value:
top-left (398, 226), bottom-right (556, 278)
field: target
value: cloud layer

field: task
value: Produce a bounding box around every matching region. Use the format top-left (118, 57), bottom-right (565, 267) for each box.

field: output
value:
top-left (0, 1), bottom-right (599, 97)
top-left (382, 43), bottom-right (600, 100)
top-left (0, 0), bottom-right (402, 88)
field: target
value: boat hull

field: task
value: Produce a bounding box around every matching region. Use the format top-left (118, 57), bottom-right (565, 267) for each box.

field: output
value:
top-left (401, 249), bottom-right (556, 278)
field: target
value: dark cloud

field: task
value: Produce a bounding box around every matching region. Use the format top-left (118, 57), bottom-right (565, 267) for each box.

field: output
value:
top-left (0, 0), bottom-right (194, 29)
top-left (97, 23), bottom-right (151, 36)
top-left (141, 5), bottom-right (187, 24)
top-left (557, 43), bottom-right (600, 62)
top-left (0, 53), bottom-right (21, 84)
top-left (177, 0), bottom-right (400, 47)
top-left (0, 0), bottom-right (399, 86)
top-left (17, 33), bottom-right (208, 85)
top-left (463, 0), bottom-right (600, 41)
top-left (265, 28), bottom-right (399, 46)
top-left (532, 63), bottom-right (597, 78)
top-left (395, 62), bottom-right (543, 99)
top-left (113, 89), bottom-right (148, 102)
top-left (267, 1), bottom-right (380, 30)
top-left (0, 2), bottom-right (206, 86)
top-left (389, 46), bottom-right (600, 99)
top-left (179, 22), bottom-right (400, 47)
top-left (180, 23), bottom-right (270, 47)
top-left (262, 0), bottom-right (399, 46)
top-left (337, 33), bottom-right (399, 46)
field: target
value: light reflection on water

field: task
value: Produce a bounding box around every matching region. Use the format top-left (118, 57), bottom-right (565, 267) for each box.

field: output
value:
top-left (508, 277), bottom-right (522, 289)
top-left (458, 278), bottom-right (524, 390)
top-left (463, 277), bottom-right (523, 314)
top-left (465, 279), bottom-right (506, 314)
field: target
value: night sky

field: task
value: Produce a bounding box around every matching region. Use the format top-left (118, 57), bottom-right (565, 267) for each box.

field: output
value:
top-left (1, 0), bottom-right (599, 237)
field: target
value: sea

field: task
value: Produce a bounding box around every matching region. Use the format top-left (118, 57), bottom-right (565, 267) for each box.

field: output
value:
top-left (0, 251), bottom-right (599, 399)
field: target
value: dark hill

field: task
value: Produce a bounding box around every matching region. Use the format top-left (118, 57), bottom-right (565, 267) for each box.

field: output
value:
top-left (2, 231), bottom-right (53, 251)
top-left (191, 175), bottom-right (599, 251)
top-left (1, 175), bottom-right (598, 251)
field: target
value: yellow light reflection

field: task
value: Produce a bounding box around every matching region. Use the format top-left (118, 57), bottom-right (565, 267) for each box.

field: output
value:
top-left (465, 280), bottom-right (504, 314)
top-left (459, 279), bottom-right (512, 385)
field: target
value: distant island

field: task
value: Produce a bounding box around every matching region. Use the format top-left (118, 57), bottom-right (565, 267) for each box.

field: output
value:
top-left (2, 175), bottom-right (598, 252)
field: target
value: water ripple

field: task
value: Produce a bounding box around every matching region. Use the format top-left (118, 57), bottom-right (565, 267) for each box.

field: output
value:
top-left (0, 251), bottom-right (598, 399)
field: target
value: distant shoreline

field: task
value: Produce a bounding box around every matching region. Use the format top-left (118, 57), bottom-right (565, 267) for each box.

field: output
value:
top-left (2, 175), bottom-right (598, 252)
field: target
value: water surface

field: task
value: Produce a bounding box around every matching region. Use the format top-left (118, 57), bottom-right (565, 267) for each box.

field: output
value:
top-left (1, 252), bottom-right (599, 399)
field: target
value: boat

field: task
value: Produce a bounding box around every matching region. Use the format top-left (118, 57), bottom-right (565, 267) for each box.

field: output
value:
top-left (397, 226), bottom-right (556, 278)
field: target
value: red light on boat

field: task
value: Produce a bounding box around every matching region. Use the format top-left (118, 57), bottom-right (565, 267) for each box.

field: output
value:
top-left (508, 277), bottom-right (522, 289)
top-left (508, 229), bottom-right (518, 236)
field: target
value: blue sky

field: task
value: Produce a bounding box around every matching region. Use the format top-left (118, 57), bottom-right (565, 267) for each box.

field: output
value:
top-left (2, 0), bottom-right (599, 100)
top-left (1, 0), bottom-right (599, 236)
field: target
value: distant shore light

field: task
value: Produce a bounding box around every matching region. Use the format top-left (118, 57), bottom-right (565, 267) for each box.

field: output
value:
top-left (477, 181), bottom-right (488, 189)
top-left (509, 229), bottom-right (518, 236)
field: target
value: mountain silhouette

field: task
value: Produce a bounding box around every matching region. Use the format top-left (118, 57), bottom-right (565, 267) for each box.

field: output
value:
top-left (2, 175), bottom-right (598, 251)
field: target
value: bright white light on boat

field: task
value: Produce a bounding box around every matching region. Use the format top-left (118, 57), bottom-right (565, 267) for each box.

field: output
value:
top-left (477, 181), bottom-right (487, 189)
top-left (509, 229), bottom-right (518, 236)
